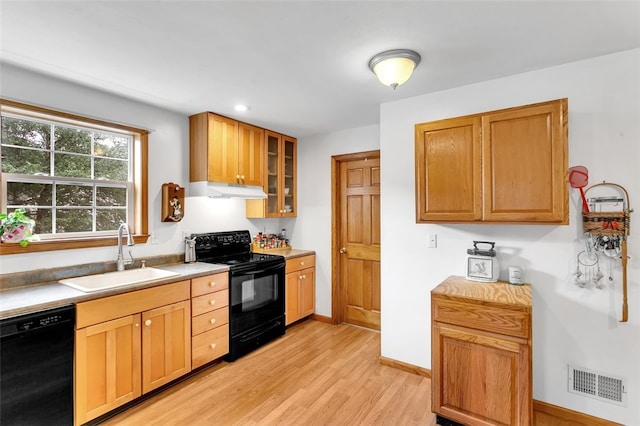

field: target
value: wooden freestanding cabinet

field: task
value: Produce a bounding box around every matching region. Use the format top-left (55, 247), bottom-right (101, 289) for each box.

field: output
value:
top-left (285, 254), bottom-right (316, 325)
top-left (415, 98), bottom-right (568, 224)
top-left (74, 281), bottom-right (191, 425)
top-left (431, 276), bottom-right (532, 426)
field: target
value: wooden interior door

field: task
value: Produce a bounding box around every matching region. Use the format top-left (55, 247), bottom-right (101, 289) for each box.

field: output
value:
top-left (336, 152), bottom-right (381, 330)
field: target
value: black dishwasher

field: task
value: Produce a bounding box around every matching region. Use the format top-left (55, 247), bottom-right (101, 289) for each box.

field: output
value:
top-left (1, 305), bottom-right (75, 426)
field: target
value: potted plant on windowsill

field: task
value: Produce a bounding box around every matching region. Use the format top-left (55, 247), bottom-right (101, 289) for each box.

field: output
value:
top-left (1, 209), bottom-right (37, 247)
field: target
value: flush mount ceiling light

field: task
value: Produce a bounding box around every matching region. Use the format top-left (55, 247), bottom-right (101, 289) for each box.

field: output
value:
top-left (368, 49), bottom-right (421, 90)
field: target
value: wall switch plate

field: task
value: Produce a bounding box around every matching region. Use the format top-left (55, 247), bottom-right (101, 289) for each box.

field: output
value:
top-left (428, 234), bottom-right (437, 248)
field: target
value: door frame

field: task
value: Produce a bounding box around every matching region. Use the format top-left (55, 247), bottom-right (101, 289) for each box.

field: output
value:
top-left (330, 149), bottom-right (381, 324)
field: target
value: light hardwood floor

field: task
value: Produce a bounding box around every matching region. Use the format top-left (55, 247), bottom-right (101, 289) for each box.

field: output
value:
top-left (98, 320), bottom-right (436, 425)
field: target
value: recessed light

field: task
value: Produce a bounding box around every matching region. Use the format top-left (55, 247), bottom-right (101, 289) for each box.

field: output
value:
top-left (234, 104), bottom-right (251, 112)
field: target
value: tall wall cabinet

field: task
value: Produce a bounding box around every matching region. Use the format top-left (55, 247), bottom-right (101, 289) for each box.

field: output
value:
top-left (247, 131), bottom-right (297, 218)
top-left (431, 276), bottom-right (532, 426)
top-left (415, 98), bottom-right (568, 224)
top-left (189, 112), bottom-right (264, 186)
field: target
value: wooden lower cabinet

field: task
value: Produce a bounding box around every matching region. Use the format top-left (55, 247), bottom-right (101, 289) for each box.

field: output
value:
top-left (285, 254), bottom-right (316, 325)
top-left (191, 272), bottom-right (230, 369)
top-left (74, 281), bottom-right (191, 425)
top-left (431, 276), bottom-right (532, 426)
top-left (141, 300), bottom-right (191, 394)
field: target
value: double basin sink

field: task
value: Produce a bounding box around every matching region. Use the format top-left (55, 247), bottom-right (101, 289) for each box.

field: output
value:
top-left (59, 267), bottom-right (180, 292)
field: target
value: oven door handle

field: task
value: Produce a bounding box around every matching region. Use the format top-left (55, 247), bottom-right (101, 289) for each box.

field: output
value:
top-left (238, 320), bottom-right (283, 343)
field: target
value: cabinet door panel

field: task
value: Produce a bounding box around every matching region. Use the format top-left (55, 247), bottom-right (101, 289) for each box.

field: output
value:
top-left (238, 122), bottom-right (264, 186)
top-left (285, 270), bottom-right (300, 325)
top-left (75, 314), bottom-right (141, 424)
top-left (299, 268), bottom-right (316, 318)
top-left (433, 324), bottom-right (531, 426)
top-left (142, 301), bottom-right (191, 394)
top-left (415, 116), bottom-right (482, 222)
top-left (482, 100), bottom-right (567, 223)
top-left (207, 114), bottom-right (239, 184)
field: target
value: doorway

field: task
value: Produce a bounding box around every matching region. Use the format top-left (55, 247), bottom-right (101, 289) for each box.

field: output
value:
top-left (331, 150), bottom-right (381, 330)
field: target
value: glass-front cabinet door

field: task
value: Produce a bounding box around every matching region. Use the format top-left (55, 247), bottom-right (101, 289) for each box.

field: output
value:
top-left (252, 131), bottom-right (296, 218)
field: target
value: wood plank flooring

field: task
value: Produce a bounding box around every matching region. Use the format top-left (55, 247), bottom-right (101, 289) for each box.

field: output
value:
top-left (98, 320), bottom-right (436, 426)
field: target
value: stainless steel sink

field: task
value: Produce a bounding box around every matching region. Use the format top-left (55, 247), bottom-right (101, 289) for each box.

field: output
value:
top-left (59, 267), bottom-right (180, 292)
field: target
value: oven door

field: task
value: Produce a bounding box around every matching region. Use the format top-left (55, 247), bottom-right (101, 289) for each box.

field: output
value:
top-left (229, 261), bottom-right (285, 338)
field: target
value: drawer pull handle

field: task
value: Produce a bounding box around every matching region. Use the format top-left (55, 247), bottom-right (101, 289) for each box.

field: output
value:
top-left (210, 300), bottom-right (216, 306)
top-left (210, 343), bottom-right (217, 349)
top-left (210, 318), bottom-right (216, 325)
top-left (144, 319), bottom-right (152, 327)
top-left (209, 281), bottom-right (216, 287)
top-left (300, 261), bottom-right (305, 266)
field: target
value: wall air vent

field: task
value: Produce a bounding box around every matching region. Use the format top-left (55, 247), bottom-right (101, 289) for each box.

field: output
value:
top-left (568, 365), bottom-right (627, 406)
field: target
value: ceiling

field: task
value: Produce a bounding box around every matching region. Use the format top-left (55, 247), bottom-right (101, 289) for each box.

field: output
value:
top-left (1, 1), bottom-right (639, 138)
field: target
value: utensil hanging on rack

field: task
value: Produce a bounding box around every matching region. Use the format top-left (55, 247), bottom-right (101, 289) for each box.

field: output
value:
top-left (568, 166), bottom-right (590, 212)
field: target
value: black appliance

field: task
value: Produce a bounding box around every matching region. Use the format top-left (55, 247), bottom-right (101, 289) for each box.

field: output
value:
top-left (192, 230), bottom-right (286, 361)
top-left (1, 305), bottom-right (75, 426)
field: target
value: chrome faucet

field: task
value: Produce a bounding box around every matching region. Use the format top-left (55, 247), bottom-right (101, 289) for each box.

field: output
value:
top-left (116, 222), bottom-right (135, 271)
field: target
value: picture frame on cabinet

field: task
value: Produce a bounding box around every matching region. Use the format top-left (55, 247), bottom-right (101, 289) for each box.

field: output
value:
top-left (162, 182), bottom-right (184, 222)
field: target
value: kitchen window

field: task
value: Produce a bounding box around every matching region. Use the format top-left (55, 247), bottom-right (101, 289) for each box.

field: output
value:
top-left (0, 100), bottom-right (148, 255)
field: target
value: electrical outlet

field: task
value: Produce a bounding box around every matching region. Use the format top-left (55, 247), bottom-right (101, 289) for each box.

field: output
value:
top-left (428, 234), bottom-right (437, 248)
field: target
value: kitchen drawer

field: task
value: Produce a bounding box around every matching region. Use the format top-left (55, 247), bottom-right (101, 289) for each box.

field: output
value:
top-left (192, 289), bottom-right (229, 317)
top-left (76, 280), bottom-right (190, 328)
top-left (286, 255), bottom-right (315, 274)
top-left (432, 298), bottom-right (530, 339)
top-left (192, 325), bottom-right (229, 369)
top-left (191, 272), bottom-right (229, 297)
top-left (192, 306), bottom-right (229, 336)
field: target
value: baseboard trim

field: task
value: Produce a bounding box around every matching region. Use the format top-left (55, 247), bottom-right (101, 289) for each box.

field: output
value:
top-left (379, 359), bottom-right (621, 426)
top-left (532, 400), bottom-right (622, 426)
top-left (310, 314), bottom-right (333, 324)
top-left (379, 356), bottom-right (432, 378)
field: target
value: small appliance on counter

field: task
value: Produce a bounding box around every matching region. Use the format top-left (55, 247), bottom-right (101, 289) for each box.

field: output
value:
top-left (466, 241), bottom-right (500, 282)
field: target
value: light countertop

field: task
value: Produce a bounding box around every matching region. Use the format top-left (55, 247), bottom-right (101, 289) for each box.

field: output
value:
top-left (0, 262), bottom-right (229, 320)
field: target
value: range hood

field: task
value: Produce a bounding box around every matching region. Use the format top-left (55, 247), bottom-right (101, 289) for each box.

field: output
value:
top-left (189, 181), bottom-right (267, 199)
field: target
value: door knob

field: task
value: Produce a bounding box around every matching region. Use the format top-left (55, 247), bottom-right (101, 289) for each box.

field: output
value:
top-left (339, 247), bottom-right (347, 254)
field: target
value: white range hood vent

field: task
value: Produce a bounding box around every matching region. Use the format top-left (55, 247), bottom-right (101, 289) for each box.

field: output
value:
top-left (189, 181), bottom-right (267, 199)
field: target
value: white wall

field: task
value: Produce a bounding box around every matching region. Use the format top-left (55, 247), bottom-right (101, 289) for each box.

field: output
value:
top-left (294, 125), bottom-right (380, 316)
top-left (379, 49), bottom-right (640, 424)
top-left (0, 64), bottom-right (279, 273)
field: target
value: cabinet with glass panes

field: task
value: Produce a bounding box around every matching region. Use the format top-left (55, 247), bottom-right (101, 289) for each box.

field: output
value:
top-left (246, 131), bottom-right (296, 218)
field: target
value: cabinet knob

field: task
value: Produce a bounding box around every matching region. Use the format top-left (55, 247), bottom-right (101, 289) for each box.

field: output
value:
top-left (236, 174), bottom-right (240, 180)
top-left (144, 319), bottom-right (152, 326)
top-left (241, 175), bottom-right (245, 180)
top-left (210, 318), bottom-right (216, 325)
top-left (210, 299), bottom-right (216, 306)
top-left (210, 343), bottom-right (217, 349)
top-left (300, 261), bottom-right (305, 266)
top-left (209, 281), bottom-right (216, 287)
top-left (135, 323), bottom-right (139, 327)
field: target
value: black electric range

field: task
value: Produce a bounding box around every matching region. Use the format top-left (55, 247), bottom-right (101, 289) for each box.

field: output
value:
top-left (191, 230), bottom-right (286, 361)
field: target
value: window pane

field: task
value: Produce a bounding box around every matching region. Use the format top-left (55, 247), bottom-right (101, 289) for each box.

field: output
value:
top-left (95, 157), bottom-right (127, 181)
top-left (1, 146), bottom-right (51, 175)
top-left (7, 182), bottom-right (53, 205)
top-left (1, 116), bottom-right (51, 149)
top-left (96, 209), bottom-right (126, 231)
top-left (56, 184), bottom-right (93, 206)
top-left (95, 133), bottom-right (129, 159)
top-left (54, 152), bottom-right (91, 178)
top-left (25, 207), bottom-right (52, 234)
top-left (54, 125), bottom-right (91, 154)
top-left (96, 186), bottom-right (127, 206)
top-left (56, 208), bottom-right (92, 233)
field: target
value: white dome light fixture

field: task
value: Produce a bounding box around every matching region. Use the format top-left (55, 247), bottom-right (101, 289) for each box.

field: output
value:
top-left (368, 49), bottom-right (421, 90)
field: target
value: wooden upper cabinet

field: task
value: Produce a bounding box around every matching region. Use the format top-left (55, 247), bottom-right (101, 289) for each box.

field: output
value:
top-left (189, 112), bottom-right (264, 186)
top-left (246, 132), bottom-right (297, 218)
top-left (415, 98), bottom-right (568, 224)
top-left (415, 116), bottom-right (482, 222)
